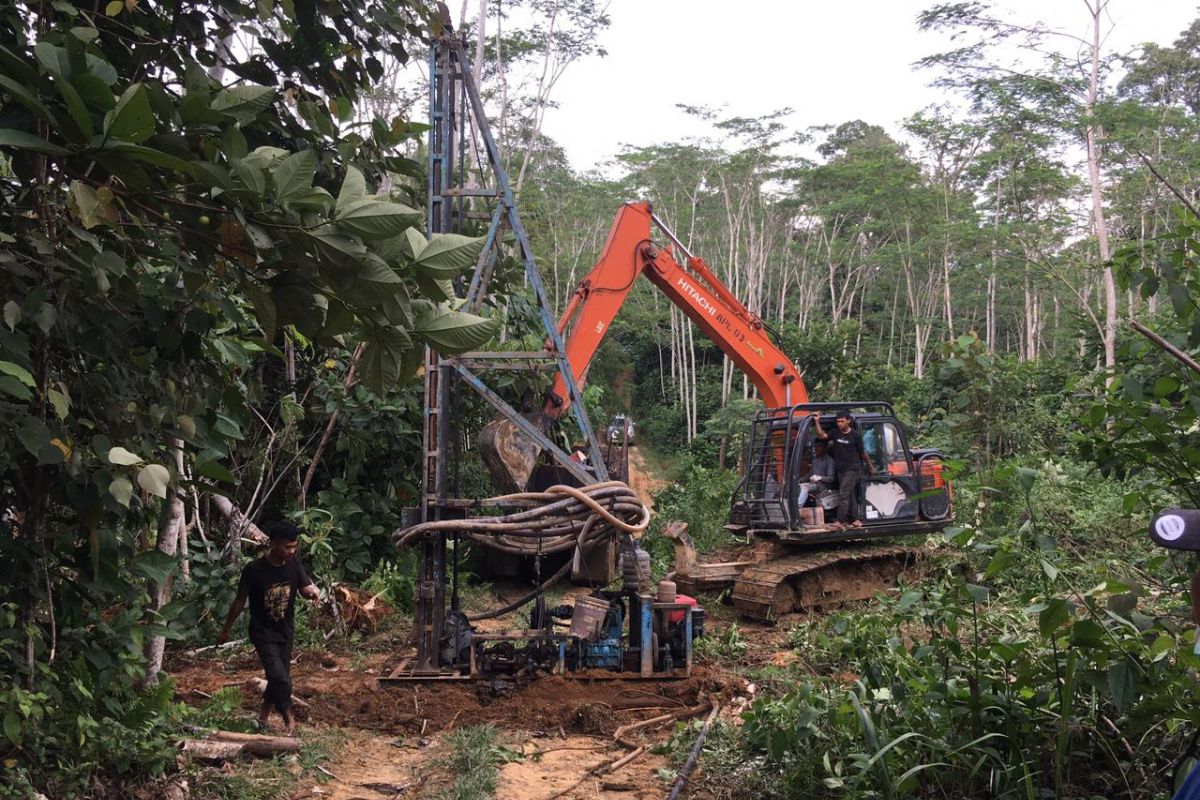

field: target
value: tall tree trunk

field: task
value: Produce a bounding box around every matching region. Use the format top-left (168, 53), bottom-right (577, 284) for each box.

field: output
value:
top-left (1084, 0), bottom-right (1116, 384)
top-left (987, 176), bottom-right (1000, 354)
top-left (145, 441), bottom-right (186, 686)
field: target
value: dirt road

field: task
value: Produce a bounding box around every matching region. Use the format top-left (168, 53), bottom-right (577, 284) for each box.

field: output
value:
top-left (626, 446), bottom-right (668, 509)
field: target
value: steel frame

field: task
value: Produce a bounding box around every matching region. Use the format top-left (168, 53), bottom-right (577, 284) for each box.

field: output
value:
top-left (409, 26), bottom-right (608, 673)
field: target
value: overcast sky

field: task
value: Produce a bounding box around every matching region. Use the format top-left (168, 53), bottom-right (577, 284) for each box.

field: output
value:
top-left (539, 0), bottom-right (1199, 172)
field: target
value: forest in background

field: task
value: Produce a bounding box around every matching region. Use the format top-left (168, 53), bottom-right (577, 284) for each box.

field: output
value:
top-left (4, 0), bottom-right (1200, 797)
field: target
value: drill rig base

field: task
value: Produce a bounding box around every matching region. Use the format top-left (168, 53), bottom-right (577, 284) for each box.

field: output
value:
top-left (381, 593), bottom-right (700, 683)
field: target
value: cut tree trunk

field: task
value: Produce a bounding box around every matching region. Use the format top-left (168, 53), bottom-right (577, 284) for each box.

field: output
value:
top-left (182, 731), bottom-right (302, 760)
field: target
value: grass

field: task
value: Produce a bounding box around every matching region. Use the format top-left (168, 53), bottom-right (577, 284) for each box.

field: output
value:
top-left (631, 441), bottom-right (679, 482)
top-left (187, 727), bottom-right (348, 800)
top-left (435, 724), bottom-right (504, 800)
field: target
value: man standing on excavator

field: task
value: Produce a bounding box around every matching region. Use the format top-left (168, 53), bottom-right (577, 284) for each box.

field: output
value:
top-left (814, 411), bottom-right (875, 529)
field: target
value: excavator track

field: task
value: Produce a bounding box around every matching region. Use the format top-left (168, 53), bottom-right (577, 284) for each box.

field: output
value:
top-left (731, 544), bottom-right (923, 621)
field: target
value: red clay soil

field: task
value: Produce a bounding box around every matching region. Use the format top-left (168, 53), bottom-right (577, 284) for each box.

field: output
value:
top-left (307, 665), bottom-right (739, 736)
top-left (170, 650), bottom-right (743, 738)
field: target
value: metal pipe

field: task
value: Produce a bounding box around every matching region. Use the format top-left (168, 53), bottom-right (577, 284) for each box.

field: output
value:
top-left (649, 210), bottom-right (695, 260)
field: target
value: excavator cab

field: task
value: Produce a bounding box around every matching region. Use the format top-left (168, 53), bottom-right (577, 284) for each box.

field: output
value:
top-left (730, 402), bottom-right (952, 543)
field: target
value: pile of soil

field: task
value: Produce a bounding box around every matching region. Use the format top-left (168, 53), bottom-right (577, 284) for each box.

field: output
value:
top-left (306, 665), bottom-right (742, 736)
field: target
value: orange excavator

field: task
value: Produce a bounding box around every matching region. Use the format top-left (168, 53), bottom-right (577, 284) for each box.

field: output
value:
top-left (481, 202), bottom-right (953, 620)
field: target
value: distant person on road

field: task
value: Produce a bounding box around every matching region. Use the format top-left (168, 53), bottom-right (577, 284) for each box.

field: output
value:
top-left (217, 521), bottom-right (321, 735)
top-left (814, 411), bottom-right (875, 529)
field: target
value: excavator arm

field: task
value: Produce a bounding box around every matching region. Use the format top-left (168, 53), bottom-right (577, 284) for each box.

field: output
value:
top-left (546, 202), bottom-right (807, 415)
top-left (480, 201), bottom-right (807, 491)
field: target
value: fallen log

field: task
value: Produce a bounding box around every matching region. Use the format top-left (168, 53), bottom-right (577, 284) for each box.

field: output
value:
top-left (181, 739), bottom-right (245, 761)
top-left (184, 639), bottom-right (245, 657)
top-left (206, 730), bottom-right (302, 755)
top-left (181, 730), bottom-right (301, 760)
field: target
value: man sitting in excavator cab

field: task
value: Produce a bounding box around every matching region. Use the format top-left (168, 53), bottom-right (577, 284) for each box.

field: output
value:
top-left (807, 439), bottom-right (837, 503)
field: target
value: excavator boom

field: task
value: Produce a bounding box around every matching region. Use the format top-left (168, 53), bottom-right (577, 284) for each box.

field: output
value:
top-left (482, 202), bottom-right (808, 490)
top-left (547, 202), bottom-right (807, 416)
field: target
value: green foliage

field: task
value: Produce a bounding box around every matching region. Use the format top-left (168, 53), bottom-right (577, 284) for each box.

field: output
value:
top-left (694, 621), bottom-right (748, 664)
top-left (715, 563), bottom-right (1200, 799)
top-left (190, 687), bottom-right (256, 734)
top-left (0, 0), bottom-right (512, 792)
top-left (638, 454), bottom-right (738, 577)
top-left (361, 555), bottom-right (419, 614)
top-left (929, 333), bottom-right (1077, 474)
top-left (0, 620), bottom-right (185, 797)
top-left (436, 724), bottom-right (504, 800)
top-left (1087, 209), bottom-right (1200, 510)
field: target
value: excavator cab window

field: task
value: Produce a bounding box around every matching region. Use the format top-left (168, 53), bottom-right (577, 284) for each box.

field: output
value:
top-left (861, 420), bottom-right (913, 477)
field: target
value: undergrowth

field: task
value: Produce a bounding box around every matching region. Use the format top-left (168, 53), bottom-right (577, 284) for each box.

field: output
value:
top-left (188, 728), bottom-right (347, 800)
top-left (684, 464), bottom-right (1200, 799)
top-left (435, 724), bottom-right (505, 800)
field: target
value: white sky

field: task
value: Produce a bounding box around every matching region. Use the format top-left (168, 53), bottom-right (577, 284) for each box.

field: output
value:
top-left (540, 0), bottom-right (1199, 172)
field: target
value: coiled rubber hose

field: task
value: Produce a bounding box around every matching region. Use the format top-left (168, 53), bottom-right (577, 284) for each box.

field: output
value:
top-left (391, 482), bottom-right (650, 622)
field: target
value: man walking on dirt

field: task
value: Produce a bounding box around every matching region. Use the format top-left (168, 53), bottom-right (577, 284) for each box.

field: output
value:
top-left (814, 411), bottom-right (875, 529)
top-left (217, 521), bottom-right (321, 734)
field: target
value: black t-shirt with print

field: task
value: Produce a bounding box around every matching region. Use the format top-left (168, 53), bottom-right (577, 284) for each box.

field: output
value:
top-left (237, 556), bottom-right (313, 643)
top-left (828, 428), bottom-right (866, 474)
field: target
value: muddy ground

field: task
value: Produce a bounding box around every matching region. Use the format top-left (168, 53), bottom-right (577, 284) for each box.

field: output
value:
top-left (170, 633), bottom-right (754, 800)
top-left (168, 450), bottom-right (882, 799)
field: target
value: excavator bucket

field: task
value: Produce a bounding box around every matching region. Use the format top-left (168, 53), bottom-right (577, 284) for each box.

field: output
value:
top-left (478, 413), bottom-right (550, 492)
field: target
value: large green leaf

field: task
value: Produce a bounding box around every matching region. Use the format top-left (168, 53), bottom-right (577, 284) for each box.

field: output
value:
top-left (3, 712), bottom-right (20, 746)
top-left (288, 187), bottom-right (334, 211)
top-left (34, 41), bottom-right (72, 76)
top-left (271, 149), bottom-right (316, 203)
top-left (336, 165), bottom-right (366, 212)
top-left (102, 142), bottom-right (192, 173)
top-left (271, 283), bottom-right (326, 337)
top-left (336, 198), bottom-right (420, 239)
top-left (104, 83), bottom-right (155, 143)
top-left (0, 376), bottom-right (31, 401)
top-left (244, 283), bottom-right (277, 340)
top-left (414, 271), bottom-right (455, 303)
top-left (359, 326), bottom-right (413, 395)
top-left (51, 71), bottom-right (93, 139)
top-left (211, 84), bottom-right (275, 122)
top-left (0, 360), bottom-right (34, 387)
top-left (231, 158), bottom-right (267, 197)
top-left (137, 463), bottom-right (170, 498)
top-left (358, 253), bottom-right (403, 285)
top-left (413, 309), bottom-right (499, 355)
top-left (0, 74), bottom-right (60, 129)
top-left (1107, 659), bottom-right (1139, 712)
top-left (1037, 597), bottom-right (1071, 639)
top-left (0, 129), bottom-right (69, 156)
top-left (16, 419), bottom-right (52, 457)
top-left (71, 72), bottom-right (116, 111)
top-left (130, 550), bottom-right (177, 583)
top-left (413, 233), bottom-right (486, 277)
